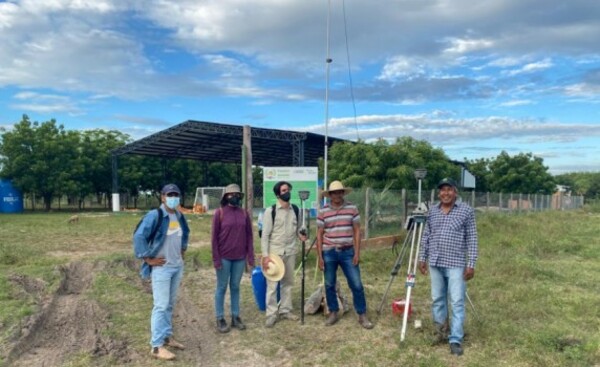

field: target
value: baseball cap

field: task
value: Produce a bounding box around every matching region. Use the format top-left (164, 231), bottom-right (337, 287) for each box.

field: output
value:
top-left (437, 178), bottom-right (458, 189)
top-left (161, 183), bottom-right (181, 195)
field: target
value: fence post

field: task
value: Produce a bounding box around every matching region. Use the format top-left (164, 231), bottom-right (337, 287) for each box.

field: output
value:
top-left (527, 194), bottom-right (531, 211)
top-left (518, 193), bottom-right (523, 212)
top-left (471, 190), bottom-right (475, 208)
top-left (365, 187), bottom-right (371, 240)
top-left (486, 192), bottom-right (490, 211)
top-left (430, 189), bottom-right (435, 205)
top-left (499, 192), bottom-right (502, 210)
top-left (401, 188), bottom-right (407, 226)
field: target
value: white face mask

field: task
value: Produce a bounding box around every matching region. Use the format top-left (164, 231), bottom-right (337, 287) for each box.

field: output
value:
top-left (165, 197), bottom-right (180, 210)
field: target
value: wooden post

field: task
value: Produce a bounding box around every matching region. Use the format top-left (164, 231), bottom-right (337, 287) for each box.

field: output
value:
top-left (401, 188), bottom-right (407, 225)
top-left (243, 126), bottom-right (254, 214)
top-left (364, 187), bottom-right (371, 240)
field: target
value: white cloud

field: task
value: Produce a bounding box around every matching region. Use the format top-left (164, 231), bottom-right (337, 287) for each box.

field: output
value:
top-left (378, 56), bottom-right (426, 81)
top-left (10, 91), bottom-right (82, 114)
top-left (499, 99), bottom-right (533, 107)
top-left (304, 113), bottom-right (600, 145)
top-left (564, 83), bottom-right (600, 98)
top-left (507, 58), bottom-right (554, 76)
top-left (443, 37), bottom-right (494, 54)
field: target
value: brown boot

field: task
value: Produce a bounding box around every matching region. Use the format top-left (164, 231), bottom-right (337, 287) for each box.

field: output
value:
top-left (151, 346), bottom-right (176, 360)
top-left (325, 312), bottom-right (338, 326)
top-left (164, 337), bottom-right (185, 350)
top-left (358, 313), bottom-right (374, 329)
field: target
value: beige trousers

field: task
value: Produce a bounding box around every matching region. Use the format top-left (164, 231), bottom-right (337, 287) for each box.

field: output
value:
top-left (266, 253), bottom-right (296, 318)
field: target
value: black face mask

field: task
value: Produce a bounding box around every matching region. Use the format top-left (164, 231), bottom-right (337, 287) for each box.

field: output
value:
top-left (279, 192), bottom-right (291, 202)
top-left (228, 196), bottom-right (241, 207)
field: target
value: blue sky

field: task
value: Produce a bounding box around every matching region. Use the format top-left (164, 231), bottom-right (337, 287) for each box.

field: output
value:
top-left (1, 0), bottom-right (599, 174)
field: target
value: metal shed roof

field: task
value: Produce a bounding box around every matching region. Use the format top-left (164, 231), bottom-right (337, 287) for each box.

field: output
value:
top-left (112, 120), bottom-right (346, 167)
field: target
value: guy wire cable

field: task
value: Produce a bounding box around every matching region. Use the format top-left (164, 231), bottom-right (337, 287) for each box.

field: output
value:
top-left (342, 0), bottom-right (360, 141)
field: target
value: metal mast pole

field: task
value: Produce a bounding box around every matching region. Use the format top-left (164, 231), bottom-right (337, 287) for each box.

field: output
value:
top-left (323, 0), bottom-right (332, 200)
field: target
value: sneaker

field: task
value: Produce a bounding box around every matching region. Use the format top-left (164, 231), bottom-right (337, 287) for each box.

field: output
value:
top-left (164, 337), bottom-right (185, 350)
top-left (231, 316), bottom-right (246, 330)
top-left (265, 315), bottom-right (278, 328)
top-left (279, 312), bottom-right (299, 321)
top-left (358, 314), bottom-right (374, 329)
top-left (325, 312), bottom-right (338, 326)
top-left (151, 346), bottom-right (175, 360)
top-left (450, 343), bottom-right (464, 356)
top-left (216, 318), bottom-right (231, 333)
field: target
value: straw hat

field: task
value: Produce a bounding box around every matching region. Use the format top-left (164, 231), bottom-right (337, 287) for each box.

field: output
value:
top-left (263, 254), bottom-right (285, 282)
top-left (322, 180), bottom-right (353, 198)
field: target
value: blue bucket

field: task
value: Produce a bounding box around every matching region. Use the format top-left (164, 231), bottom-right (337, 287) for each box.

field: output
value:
top-left (0, 180), bottom-right (24, 213)
top-left (251, 266), bottom-right (280, 312)
top-left (251, 267), bottom-right (267, 311)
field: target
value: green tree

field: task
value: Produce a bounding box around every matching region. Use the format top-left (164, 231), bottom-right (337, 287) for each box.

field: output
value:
top-left (488, 151), bottom-right (555, 194)
top-left (80, 130), bottom-right (131, 208)
top-left (465, 157), bottom-right (492, 192)
top-left (555, 172), bottom-right (600, 198)
top-left (325, 137), bottom-right (458, 190)
top-left (0, 115), bottom-right (80, 210)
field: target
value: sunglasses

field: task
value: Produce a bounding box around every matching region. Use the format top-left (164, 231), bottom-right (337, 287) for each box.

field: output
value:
top-left (166, 193), bottom-right (180, 197)
top-left (329, 190), bottom-right (344, 195)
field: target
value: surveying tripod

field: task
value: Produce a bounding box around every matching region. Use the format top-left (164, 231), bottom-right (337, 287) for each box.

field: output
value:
top-left (377, 205), bottom-right (428, 342)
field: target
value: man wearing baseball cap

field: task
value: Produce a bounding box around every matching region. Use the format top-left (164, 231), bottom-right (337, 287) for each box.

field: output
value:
top-left (418, 178), bottom-right (478, 356)
top-left (133, 183), bottom-right (190, 360)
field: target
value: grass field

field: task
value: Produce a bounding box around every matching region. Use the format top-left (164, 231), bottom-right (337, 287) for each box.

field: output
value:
top-left (0, 208), bottom-right (599, 366)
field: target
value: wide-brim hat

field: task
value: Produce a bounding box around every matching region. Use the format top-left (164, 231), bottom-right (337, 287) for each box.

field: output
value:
top-left (263, 254), bottom-right (285, 282)
top-left (222, 184), bottom-right (244, 199)
top-left (322, 180), bottom-right (353, 198)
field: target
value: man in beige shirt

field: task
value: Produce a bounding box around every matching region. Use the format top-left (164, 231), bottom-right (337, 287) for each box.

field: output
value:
top-left (261, 181), bottom-right (307, 327)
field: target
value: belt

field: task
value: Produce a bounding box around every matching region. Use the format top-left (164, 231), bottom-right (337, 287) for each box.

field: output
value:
top-left (325, 245), bottom-right (353, 252)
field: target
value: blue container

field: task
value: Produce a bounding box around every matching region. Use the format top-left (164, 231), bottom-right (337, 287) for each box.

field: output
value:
top-left (251, 266), bottom-right (280, 312)
top-left (251, 267), bottom-right (267, 311)
top-left (0, 179), bottom-right (24, 213)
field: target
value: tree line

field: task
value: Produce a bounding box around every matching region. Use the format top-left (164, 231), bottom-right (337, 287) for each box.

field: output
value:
top-left (325, 138), bottom-right (563, 194)
top-left (1, 115), bottom-right (595, 211)
top-left (0, 116), bottom-right (241, 210)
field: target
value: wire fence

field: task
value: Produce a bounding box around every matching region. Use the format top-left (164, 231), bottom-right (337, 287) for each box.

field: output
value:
top-left (337, 188), bottom-right (584, 239)
top-left (21, 188), bottom-right (584, 241)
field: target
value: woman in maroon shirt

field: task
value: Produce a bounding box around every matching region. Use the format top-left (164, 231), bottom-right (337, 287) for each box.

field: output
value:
top-left (211, 184), bottom-right (255, 333)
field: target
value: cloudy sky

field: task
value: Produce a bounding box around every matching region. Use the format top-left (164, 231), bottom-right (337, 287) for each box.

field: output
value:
top-left (1, 0), bottom-right (599, 174)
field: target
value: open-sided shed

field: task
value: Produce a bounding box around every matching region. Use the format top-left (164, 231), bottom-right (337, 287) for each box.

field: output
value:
top-left (110, 120), bottom-right (346, 209)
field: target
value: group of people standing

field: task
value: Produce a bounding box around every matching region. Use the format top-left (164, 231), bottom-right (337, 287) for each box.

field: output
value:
top-left (133, 177), bottom-right (478, 360)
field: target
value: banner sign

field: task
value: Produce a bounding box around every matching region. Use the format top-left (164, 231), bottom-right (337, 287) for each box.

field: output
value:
top-left (262, 167), bottom-right (319, 209)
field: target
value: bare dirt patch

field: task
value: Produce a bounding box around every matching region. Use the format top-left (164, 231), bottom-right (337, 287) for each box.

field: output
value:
top-left (5, 262), bottom-right (137, 367)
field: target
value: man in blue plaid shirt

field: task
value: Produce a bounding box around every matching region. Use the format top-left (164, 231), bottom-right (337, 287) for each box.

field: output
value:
top-left (418, 178), bottom-right (478, 357)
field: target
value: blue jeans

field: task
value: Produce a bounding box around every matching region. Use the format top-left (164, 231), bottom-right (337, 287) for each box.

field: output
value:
top-left (323, 248), bottom-right (367, 314)
top-left (215, 258), bottom-right (246, 319)
top-left (429, 266), bottom-right (466, 344)
top-left (151, 265), bottom-right (183, 347)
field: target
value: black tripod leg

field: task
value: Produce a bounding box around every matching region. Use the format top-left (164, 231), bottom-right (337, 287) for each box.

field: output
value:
top-left (377, 229), bottom-right (412, 314)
